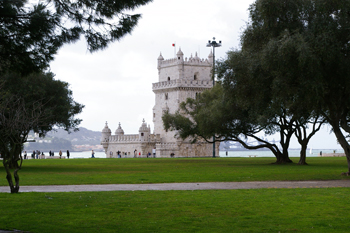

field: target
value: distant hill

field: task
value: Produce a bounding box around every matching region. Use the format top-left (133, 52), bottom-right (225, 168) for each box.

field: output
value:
top-left (47, 127), bottom-right (101, 145)
top-left (24, 127), bottom-right (102, 152)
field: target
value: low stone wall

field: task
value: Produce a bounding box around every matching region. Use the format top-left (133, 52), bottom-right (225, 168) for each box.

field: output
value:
top-left (319, 153), bottom-right (345, 157)
top-left (45, 156), bottom-right (66, 159)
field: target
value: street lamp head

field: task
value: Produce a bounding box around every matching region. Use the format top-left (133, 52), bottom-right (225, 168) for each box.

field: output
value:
top-left (206, 38), bottom-right (222, 47)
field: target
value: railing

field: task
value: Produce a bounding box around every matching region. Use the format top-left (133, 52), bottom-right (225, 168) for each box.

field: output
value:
top-left (152, 79), bottom-right (212, 90)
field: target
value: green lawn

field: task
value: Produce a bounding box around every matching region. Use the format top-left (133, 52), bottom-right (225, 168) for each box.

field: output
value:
top-left (0, 157), bottom-right (348, 186)
top-left (0, 157), bottom-right (349, 232)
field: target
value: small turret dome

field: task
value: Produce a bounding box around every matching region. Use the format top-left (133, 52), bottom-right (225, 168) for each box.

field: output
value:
top-left (101, 122), bottom-right (111, 143)
top-left (115, 122), bottom-right (124, 135)
top-left (158, 53), bottom-right (164, 60)
top-left (102, 122), bottom-right (111, 134)
top-left (176, 48), bottom-right (184, 56)
top-left (139, 119), bottom-right (149, 133)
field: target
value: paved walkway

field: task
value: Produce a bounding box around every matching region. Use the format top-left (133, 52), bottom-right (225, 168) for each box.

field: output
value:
top-left (1, 180), bottom-right (350, 193)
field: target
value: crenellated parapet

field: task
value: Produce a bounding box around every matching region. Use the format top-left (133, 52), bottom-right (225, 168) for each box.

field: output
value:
top-left (158, 55), bottom-right (212, 69)
top-left (108, 133), bottom-right (160, 143)
top-left (152, 79), bottom-right (212, 91)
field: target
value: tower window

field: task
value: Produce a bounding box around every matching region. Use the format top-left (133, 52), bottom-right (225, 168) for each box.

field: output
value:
top-left (168, 77), bottom-right (170, 81)
top-left (194, 72), bottom-right (199, 80)
top-left (141, 133), bottom-right (144, 136)
top-left (165, 93), bottom-right (168, 100)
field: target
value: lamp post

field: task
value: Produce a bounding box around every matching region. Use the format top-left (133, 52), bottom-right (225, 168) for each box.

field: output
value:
top-left (206, 37), bottom-right (221, 158)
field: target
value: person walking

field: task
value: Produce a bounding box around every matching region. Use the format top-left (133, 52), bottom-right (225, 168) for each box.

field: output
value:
top-left (67, 150), bottom-right (70, 159)
top-left (59, 150), bottom-right (62, 159)
top-left (91, 150), bottom-right (95, 158)
top-left (23, 151), bottom-right (27, 160)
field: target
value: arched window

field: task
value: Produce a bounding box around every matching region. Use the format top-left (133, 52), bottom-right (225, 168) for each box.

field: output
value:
top-left (194, 72), bottom-right (199, 80)
top-left (165, 93), bottom-right (168, 100)
top-left (168, 77), bottom-right (170, 81)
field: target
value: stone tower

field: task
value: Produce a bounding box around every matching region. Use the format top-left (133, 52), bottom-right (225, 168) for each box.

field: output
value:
top-left (152, 48), bottom-right (217, 156)
top-left (101, 48), bottom-right (219, 158)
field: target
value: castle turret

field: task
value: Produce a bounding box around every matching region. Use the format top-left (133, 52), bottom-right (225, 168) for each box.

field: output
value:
top-left (139, 119), bottom-right (150, 141)
top-left (208, 50), bottom-right (213, 64)
top-left (176, 48), bottom-right (184, 61)
top-left (115, 122), bottom-right (124, 135)
top-left (177, 48), bottom-right (184, 79)
top-left (158, 53), bottom-right (164, 67)
top-left (101, 122), bottom-right (112, 153)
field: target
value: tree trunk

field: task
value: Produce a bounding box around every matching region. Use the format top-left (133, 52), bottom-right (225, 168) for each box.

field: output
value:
top-left (3, 153), bottom-right (22, 193)
top-left (332, 125), bottom-right (350, 174)
top-left (275, 126), bottom-right (293, 164)
top-left (272, 150), bottom-right (293, 164)
top-left (298, 143), bottom-right (308, 165)
top-left (274, 153), bottom-right (293, 164)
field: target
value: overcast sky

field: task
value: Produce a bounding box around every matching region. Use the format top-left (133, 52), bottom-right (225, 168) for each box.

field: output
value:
top-left (49, 0), bottom-right (342, 150)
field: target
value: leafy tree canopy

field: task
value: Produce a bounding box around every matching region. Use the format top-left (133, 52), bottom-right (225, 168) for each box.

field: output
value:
top-left (165, 0), bottom-right (350, 166)
top-left (242, 0), bottom-right (350, 171)
top-left (0, 0), bottom-right (153, 74)
top-left (0, 72), bottom-right (84, 192)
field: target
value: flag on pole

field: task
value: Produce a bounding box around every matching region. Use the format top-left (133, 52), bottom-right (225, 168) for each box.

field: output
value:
top-left (172, 43), bottom-right (176, 57)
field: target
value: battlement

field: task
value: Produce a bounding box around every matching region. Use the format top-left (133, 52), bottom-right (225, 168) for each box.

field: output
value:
top-left (159, 56), bottom-right (211, 68)
top-left (152, 79), bottom-right (212, 91)
top-left (107, 134), bottom-right (160, 143)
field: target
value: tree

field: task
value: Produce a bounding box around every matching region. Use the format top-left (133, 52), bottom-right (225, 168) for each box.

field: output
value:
top-left (243, 0), bottom-right (350, 172)
top-left (163, 84), bottom-right (290, 163)
top-left (164, 0), bottom-right (341, 165)
top-left (0, 0), bottom-right (153, 75)
top-left (0, 72), bottom-right (83, 193)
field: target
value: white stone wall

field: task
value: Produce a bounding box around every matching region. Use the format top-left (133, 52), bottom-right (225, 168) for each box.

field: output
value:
top-left (107, 141), bottom-right (156, 158)
top-left (158, 65), bottom-right (179, 82)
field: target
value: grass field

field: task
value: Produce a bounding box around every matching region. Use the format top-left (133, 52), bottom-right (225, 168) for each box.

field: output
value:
top-left (0, 157), bottom-right (350, 232)
top-left (0, 157), bottom-right (348, 186)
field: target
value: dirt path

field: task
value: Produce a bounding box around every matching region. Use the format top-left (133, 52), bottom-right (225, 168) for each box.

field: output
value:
top-left (1, 180), bottom-right (350, 193)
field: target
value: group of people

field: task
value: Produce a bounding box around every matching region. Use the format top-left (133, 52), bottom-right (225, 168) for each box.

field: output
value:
top-left (48, 150), bottom-right (70, 159)
top-left (22, 150), bottom-right (45, 159)
top-left (22, 150), bottom-right (70, 159)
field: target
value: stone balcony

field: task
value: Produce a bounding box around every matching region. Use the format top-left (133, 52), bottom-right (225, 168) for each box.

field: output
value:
top-left (152, 79), bottom-right (213, 91)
